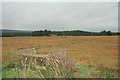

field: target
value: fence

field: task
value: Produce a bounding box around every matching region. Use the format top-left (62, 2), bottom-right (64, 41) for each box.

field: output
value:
top-left (8, 47), bottom-right (75, 78)
top-left (9, 47), bottom-right (67, 58)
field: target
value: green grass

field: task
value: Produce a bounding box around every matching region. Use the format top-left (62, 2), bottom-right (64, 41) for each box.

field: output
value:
top-left (2, 51), bottom-right (118, 78)
top-left (2, 64), bottom-right (118, 78)
top-left (2, 68), bottom-right (40, 78)
top-left (75, 64), bottom-right (96, 78)
top-left (75, 64), bottom-right (118, 78)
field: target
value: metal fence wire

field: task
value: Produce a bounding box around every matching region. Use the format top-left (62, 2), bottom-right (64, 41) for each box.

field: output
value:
top-left (8, 47), bottom-right (75, 78)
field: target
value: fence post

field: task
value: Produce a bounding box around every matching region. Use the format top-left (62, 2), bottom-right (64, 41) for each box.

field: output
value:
top-left (35, 48), bottom-right (38, 54)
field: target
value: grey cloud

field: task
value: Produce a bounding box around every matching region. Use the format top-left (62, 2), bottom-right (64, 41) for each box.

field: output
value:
top-left (2, 2), bottom-right (118, 32)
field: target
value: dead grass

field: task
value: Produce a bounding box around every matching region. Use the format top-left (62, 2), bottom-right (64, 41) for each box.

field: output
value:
top-left (2, 36), bottom-right (118, 70)
top-left (3, 52), bottom-right (77, 78)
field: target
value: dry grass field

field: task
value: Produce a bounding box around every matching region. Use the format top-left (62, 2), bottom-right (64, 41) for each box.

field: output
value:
top-left (2, 36), bottom-right (118, 72)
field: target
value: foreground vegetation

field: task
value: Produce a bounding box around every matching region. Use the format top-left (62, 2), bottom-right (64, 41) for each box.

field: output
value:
top-left (3, 65), bottom-right (118, 78)
top-left (2, 53), bottom-right (118, 78)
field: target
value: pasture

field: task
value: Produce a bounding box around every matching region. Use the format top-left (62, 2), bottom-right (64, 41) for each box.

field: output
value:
top-left (2, 36), bottom-right (119, 78)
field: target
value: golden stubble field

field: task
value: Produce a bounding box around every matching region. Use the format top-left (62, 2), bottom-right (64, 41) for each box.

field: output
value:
top-left (2, 36), bottom-right (118, 70)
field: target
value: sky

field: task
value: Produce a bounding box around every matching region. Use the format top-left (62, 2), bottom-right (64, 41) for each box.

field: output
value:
top-left (2, 2), bottom-right (118, 32)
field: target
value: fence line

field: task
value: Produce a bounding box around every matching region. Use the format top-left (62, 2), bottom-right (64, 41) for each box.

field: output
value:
top-left (9, 47), bottom-right (67, 58)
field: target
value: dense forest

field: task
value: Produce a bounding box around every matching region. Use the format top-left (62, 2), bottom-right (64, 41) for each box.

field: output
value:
top-left (1, 29), bottom-right (120, 37)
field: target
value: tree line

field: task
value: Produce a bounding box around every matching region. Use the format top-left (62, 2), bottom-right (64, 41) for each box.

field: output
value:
top-left (1, 29), bottom-right (120, 37)
top-left (32, 29), bottom-right (120, 36)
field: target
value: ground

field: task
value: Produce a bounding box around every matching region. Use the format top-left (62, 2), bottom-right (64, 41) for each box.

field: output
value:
top-left (2, 36), bottom-right (118, 77)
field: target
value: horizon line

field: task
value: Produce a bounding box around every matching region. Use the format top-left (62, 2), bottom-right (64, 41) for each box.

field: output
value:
top-left (1, 28), bottom-right (119, 32)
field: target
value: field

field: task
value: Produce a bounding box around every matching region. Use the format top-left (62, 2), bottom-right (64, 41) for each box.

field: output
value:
top-left (2, 36), bottom-right (119, 78)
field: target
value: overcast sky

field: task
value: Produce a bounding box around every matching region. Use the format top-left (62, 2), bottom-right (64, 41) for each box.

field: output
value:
top-left (2, 2), bottom-right (118, 32)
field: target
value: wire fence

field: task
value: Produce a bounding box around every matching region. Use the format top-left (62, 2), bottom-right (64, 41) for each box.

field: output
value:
top-left (9, 47), bottom-right (67, 57)
top-left (7, 47), bottom-right (75, 78)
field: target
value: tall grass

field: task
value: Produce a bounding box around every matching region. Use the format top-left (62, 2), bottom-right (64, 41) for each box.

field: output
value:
top-left (30, 53), bottom-right (77, 78)
top-left (2, 50), bottom-right (118, 78)
top-left (3, 52), bottom-right (77, 78)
